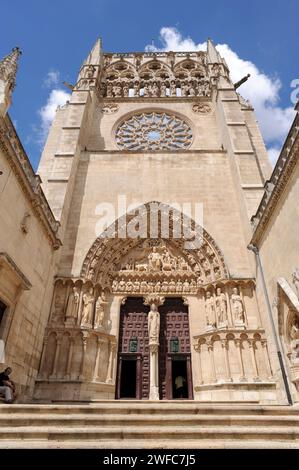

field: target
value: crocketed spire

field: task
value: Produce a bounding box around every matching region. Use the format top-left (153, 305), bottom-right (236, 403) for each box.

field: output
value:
top-left (0, 47), bottom-right (22, 92)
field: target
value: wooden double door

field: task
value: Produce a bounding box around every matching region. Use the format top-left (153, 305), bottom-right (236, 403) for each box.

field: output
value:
top-left (116, 297), bottom-right (193, 400)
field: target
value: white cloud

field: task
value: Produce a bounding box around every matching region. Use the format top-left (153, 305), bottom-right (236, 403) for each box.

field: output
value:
top-left (146, 27), bottom-right (295, 165)
top-left (43, 70), bottom-right (60, 88)
top-left (38, 88), bottom-right (70, 141)
top-left (267, 147), bottom-right (281, 167)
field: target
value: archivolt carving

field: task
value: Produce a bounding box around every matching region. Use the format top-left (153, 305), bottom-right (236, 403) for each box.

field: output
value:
top-left (81, 202), bottom-right (229, 293)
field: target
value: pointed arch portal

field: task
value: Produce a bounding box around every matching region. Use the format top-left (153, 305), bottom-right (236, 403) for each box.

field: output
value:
top-left (79, 201), bottom-right (228, 400)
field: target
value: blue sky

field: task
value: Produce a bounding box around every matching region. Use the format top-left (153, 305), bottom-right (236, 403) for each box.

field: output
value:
top-left (1, 0), bottom-right (298, 169)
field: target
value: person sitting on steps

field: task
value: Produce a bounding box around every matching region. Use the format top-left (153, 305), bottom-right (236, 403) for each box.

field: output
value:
top-left (0, 367), bottom-right (16, 403)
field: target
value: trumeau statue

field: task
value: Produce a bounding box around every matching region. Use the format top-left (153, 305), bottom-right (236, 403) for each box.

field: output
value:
top-left (65, 287), bottom-right (80, 322)
top-left (292, 268), bottom-right (299, 297)
top-left (81, 287), bottom-right (94, 326)
top-left (215, 287), bottom-right (227, 324)
top-left (231, 287), bottom-right (245, 323)
top-left (148, 304), bottom-right (160, 344)
top-left (205, 291), bottom-right (215, 327)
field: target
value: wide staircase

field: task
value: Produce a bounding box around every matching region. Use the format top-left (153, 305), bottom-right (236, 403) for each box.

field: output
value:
top-left (1, 401), bottom-right (299, 448)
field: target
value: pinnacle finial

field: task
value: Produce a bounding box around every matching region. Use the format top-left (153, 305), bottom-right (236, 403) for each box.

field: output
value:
top-left (0, 46), bottom-right (22, 91)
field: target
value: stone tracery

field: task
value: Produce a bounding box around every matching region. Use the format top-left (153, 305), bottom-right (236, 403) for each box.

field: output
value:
top-left (115, 112), bottom-right (193, 151)
top-left (98, 52), bottom-right (216, 99)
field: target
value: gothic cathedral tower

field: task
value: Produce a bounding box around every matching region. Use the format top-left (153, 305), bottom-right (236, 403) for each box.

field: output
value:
top-left (35, 39), bottom-right (284, 404)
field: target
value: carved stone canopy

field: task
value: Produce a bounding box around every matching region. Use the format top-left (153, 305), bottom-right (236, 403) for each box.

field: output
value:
top-left (143, 295), bottom-right (165, 307)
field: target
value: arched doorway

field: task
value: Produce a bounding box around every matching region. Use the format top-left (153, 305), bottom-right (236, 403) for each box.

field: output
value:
top-left (159, 298), bottom-right (193, 400)
top-left (115, 296), bottom-right (193, 400)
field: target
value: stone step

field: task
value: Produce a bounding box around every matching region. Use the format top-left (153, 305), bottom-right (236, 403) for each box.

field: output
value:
top-left (1, 413), bottom-right (299, 427)
top-left (1, 403), bottom-right (299, 448)
top-left (2, 439), bottom-right (299, 449)
top-left (1, 403), bottom-right (299, 416)
top-left (1, 425), bottom-right (299, 442)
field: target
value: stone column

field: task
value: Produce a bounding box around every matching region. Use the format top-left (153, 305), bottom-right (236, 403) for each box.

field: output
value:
top-left (106, 341), bottom-right (117, 384)
top-left (49, 334), bottom-right (62, 379)
top-left (207, 341), bottom-right (217, 383)
top-left (39, 336), bottom-right (48, 379)
top-left (226, 289), bottom-right (233, 327)
top-left (194, 342), bottom-right (203, 385)
top-left (149, 343), bottom-right (159, 400)
top-left (249, 339), bottom-right (260, 381)
top-left (221, 338), bottom-right (232, 382)
top-left (79, 332), bottom-right (88, 380)
top-left (235, 338), bottom-right (246, 381)
top-left (93, 337), bottom-right (106, 381)
top-left (261, 339), bottom-right (273, 379)
top-left (65, 337), bottom-right (74, 380)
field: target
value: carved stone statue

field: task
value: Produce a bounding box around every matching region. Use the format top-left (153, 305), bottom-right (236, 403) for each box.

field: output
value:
top-left (215, 287), bottom-right (227, 324)
top-left (148, 304), bottom-right (160, 344)
top-left (65, 286), bottom-right (80, 323)
top-left (151, 81), bottom-right (159, 97)
top-left (205, 291), bottom-right (215, 327)
top-left (81, 287), bottom-right (94, 326)
top-left (106, 83), bottom-right (113, 97)
top-left (133, 81), bottom-right (140, 97)
top-left (231, 287), bottom-right (245, 323)
top-left (292, 268), bottom-right (299, 297)
top-left (122, 82), bottom-right (129, 97)
top-left (183, 280), bottom-right (190, 293)
top-left (189, 82), bottom-right (196, 96)
top-left (148, 247), bottom-right (162, 271)
top-left (160, 82), bottom-right (167, 97)
top-left (291, 340), bottom-right (299, 362)
top-left (170, 81), bottom-right (176, 96)
top-left (143, 83), bottom-right (150, 97)
top-left (181, 82), bottom-right (188, 97)
top-left (85, 65), bottom-right (96, 79)
top-left (94, 292), bottom-right (107, 329)
top-left (113, 82), bottom-right (122, 97)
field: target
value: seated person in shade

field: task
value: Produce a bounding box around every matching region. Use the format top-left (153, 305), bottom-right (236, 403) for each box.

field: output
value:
top-left (0, 367), bottom-right (16, 403)
top-left (174, 375), bottom-right (186, 398)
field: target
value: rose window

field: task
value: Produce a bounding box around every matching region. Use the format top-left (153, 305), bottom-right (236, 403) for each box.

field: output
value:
top-left (115, 112), bottom-right (192, 151)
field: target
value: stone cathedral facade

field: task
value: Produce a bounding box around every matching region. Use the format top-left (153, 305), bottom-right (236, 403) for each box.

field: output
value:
top-left (0, 40), bottom-right (299, 407)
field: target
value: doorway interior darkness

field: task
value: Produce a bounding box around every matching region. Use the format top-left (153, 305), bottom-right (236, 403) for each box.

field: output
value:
top-left (116, 297), bottom-right (193, 400)
top-left (119, 358), bottom-right (137, 399)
